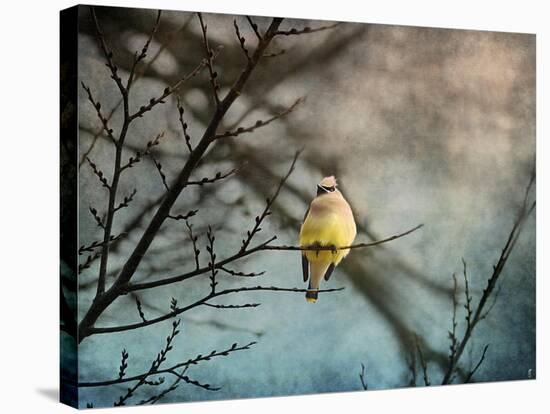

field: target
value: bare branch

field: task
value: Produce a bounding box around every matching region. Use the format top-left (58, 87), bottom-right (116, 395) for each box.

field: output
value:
top-left (135, 297), bottom-right (147, 323)
top-left (81, 82), bottom-right (117, 145)
top-left (78, 251), bottom-right (101, 274)
top-left (214, 98), bottom-right (304, 140)
top-left (446, 273), bottom-right (459, 378)
top-left (220, 266), bottom-right (265, 278)
top-left (113, 320), bottom-right (181, 406)
top-left (274, 22), bottom-right (342, 36)
top-left (78, 17), bottom-right (286, 341)
top-left (127, 236), bottom-right (277, 292)
top-left (441, 168), bottom-right (535, 385)
top-left (206, 226), bottom-right (218, 294)
top-left (203, 302), bottom-right (260, 309)
top-left (88, 285), bottom-right (344, 335)
top-left (186, 168), bottom-right (238, 186)
top-left (233, 19), bottom-right (250, 61)
top-left (79, 18), bottom-right (193, 167)
top-left (150, 154), bottom-right (169, 191)
top-left (359, 363), bottom-right (368, 390)
top-left (246, 16), bottom-right (262, 41)
top-left (125, 222), bottom-right (422, 294)
top-left (167, 209), bottom-right (198, 221)
top-left (264, 224), bottom-right (424, 251)
top-left (240, 150), bottom-right (301, 252)
top-left (129, 59), bottom-right (209, 121)
top-left (90, 7), bottom-right (126, 96)
top-left (197, 13), bottom-right (221, 106)
top-left (89, 206), bottom-right (105, 229)
top-left (136, 374), bottom-right (179, 405)
top-left (415, 336), bottom-right (430, 386)
top-left (176, 97), bottom-right (193, 153)
top-left (185, 220), bottom-right (201, 270)
top-left (127, 10), bottom-right (162, 90)
top-left (165, 370), bottom-right (220, 391)
top-left (464, 345), bottom-right (490, 383)
top-left (118, 349), bottom-right (129, 379)
top-left (462, 258), bottom-right (473, 330)
top-left (114, 189), bottom-right (137, 212)
top-left (120, 132), bottom-right (165, 171)
top-left (85, 156), bottom-right (111, 190)
top-left (79, 233), bottom-right (123, 255)
top-left (79, 340), bottom-right (256, 387)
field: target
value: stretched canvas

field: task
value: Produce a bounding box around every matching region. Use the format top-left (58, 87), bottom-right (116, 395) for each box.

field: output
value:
top-left (60, 4), bottom-right (536, 409)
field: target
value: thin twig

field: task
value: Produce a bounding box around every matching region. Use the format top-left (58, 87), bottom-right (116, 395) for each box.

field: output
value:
top-left (78, 251), bottom-right (101, 274)
top-left (246, 16), bottom-right (262, 41)
top-left (114, 189), bottom-right (137, 213)
top-left (274, 22), bottom-right (342, 36)
top-left (79, 233), bottom-right (123, 255)
top-left (464, 345), bottom-right (490, 383)
top-left (220, 266), bottom-right (265, 278)
top-left (90, 7), bottom-right (126, 96)
top-left (206, 226), bottom-right (218, 294)
top-left (415, 336), bottom-right (430, 386)
top-left (149, 154), bottom-right (169, 191)
top-left (88, 285), bottom-right (345, 335)
top-left (462, 258), bottom-right (473, 330)
top-left (185, 220), bottom-right (201, 270)
top-left (113, 320), bottom-right (181, 406)
top-left (214, 98), bottom-right (304, 140)
top-left (120, 132), bottom-right (165, 171)
top-left (197, 13), bottom-right (221, 106)
top-left (135, 297), bottom-right (147, 323)
top-left (89, 206), bottom-right (105, 229)
top-left (447, 273), bottom-right (459, 380)
top-left (265, 224), bottom-right (424, 251)
top-left (186, 168), bottom-right (238, 185)
top-left (81, 82), bottom-right (117, 145)
top-left (129, 60), bottom-right (210, 121)
top-left (359, 363), bottom-right (368, 390)
top-left (124, 223), bottom-right (422, 293)
top-left (203, 302), bottom-right (260, 309)
top-left (127, 10), bottom-right (162, 91)
top-left (85, 156), bottom-right (111, 189)
top-left (176, 97), bottom-right (193, 153)
top-left (79, 341), bottom-right (256, 387)
top-left (167, 210), bottom-right (198, 221)
top-left (233, 19), bottom-right (250, 61)
top-left (240, 150), bottom-right (302, 252)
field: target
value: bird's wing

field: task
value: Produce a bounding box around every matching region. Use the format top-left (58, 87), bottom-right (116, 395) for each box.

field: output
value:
top-left (323, 263), bottom-right (335, 281)
top-left (301, 206), bottom-right (311, 282)
top-left (302, 254), bottom-right (309, 282)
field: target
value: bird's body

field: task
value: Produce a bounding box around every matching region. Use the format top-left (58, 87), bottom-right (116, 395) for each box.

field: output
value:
top-left (299, 176), bottom-right (356, 302)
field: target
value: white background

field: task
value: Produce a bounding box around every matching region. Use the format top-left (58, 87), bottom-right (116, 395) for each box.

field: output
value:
top-left (0, 0), bottom-right (547, 412)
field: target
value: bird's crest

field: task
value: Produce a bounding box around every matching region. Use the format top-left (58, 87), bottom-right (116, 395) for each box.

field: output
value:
top-left (319, 176), bottom-right (337, 188)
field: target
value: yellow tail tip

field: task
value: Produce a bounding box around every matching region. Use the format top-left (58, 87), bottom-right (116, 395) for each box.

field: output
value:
top-left (306, 297), bottom-right (318, 303)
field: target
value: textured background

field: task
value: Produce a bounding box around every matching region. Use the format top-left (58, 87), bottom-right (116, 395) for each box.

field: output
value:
top-left (74, 5), bottom-right (535, 408)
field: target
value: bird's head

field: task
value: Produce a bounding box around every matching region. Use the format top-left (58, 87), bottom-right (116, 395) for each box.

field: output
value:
top-left (317, 176), bottom-right (337, 196)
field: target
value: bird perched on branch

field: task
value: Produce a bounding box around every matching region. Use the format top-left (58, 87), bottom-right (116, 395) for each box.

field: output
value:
top-left (299, 176), bottom-right (356, 302)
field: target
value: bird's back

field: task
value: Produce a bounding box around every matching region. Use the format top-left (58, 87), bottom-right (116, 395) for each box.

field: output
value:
top-left (299, 192), bottom-right (356, 265)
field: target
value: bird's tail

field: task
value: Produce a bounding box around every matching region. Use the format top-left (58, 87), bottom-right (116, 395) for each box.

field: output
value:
top-left (305, 261), bottom-right (327, 303)
top-left (305, 286), bottom-right (318, 303)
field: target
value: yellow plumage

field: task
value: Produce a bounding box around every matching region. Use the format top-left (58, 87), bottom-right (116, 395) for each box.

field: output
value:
top-left (299, 176), bottom-right (356, 302)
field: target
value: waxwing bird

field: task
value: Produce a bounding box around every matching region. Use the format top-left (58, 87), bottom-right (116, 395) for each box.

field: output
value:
top-left (299, 176), bottom-right (357, 302)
